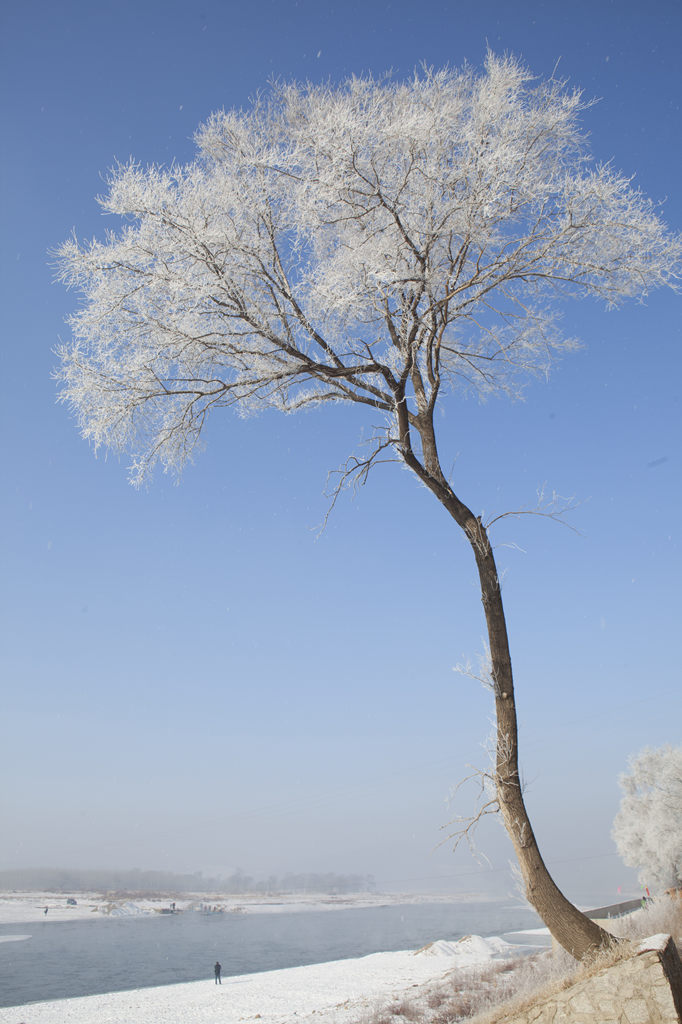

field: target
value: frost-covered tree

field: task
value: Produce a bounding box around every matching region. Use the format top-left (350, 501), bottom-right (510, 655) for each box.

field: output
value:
top-left (55, 55), bottom-right (681, 959)
top-left (612, 745), bottom-right (682, 892)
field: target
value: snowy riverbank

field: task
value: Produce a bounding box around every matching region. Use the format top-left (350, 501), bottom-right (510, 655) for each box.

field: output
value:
top-left (0, 934), bottom-right (535, 1024)
top-left (0, 890), bottom-right (553, 1021)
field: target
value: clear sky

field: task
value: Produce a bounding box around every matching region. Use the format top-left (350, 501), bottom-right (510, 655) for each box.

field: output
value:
top-left (1, 0), bottom-right (680, 906)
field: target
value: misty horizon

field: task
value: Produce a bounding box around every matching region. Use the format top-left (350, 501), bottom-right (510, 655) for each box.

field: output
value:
top-left (0, 866), bottom-right (379, 896)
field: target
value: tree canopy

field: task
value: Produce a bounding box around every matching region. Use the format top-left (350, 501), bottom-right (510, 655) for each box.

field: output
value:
top-left (56, 55), bottom-right (680, 486)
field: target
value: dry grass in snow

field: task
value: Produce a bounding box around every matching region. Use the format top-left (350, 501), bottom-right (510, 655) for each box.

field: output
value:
top-left (356, 894), bottom-right (682, 1024)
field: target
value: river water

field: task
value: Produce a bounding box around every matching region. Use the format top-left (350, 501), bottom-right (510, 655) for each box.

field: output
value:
top-left (0, 900), bottom-right (544, 1008)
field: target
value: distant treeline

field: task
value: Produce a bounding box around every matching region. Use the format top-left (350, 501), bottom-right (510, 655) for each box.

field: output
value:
top-left (0, 867), bottom-right (377, 895)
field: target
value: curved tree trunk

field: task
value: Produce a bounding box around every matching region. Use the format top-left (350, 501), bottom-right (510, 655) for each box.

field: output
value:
top-left (401, 412), bottom-right (615, 960)
top-left (467, 515), bottom-right (614, 960)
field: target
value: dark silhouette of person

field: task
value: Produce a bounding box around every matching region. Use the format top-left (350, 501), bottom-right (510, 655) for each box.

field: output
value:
top-left (214, 961), bottom-right (222, 984)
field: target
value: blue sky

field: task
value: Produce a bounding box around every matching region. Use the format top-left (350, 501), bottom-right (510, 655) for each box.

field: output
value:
top-left (1, 0), bottom-right (680, 905)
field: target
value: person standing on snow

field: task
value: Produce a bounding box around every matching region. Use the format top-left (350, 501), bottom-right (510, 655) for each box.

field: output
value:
top-left (214, 961), bottom-right (222, 984)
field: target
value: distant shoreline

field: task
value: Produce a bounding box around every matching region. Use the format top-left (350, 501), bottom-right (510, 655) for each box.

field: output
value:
top-left (0, 888), bottom-right (503, 926)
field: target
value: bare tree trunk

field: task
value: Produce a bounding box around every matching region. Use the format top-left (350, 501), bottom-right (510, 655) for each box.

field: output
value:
top-left (401, 414), bottom-right (615, 960)
top-left (467, 517), bottom-right (615, 960)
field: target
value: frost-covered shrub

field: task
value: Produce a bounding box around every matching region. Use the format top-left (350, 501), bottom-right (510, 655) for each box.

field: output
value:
top-left (612, 745), bottom-right (682, 891)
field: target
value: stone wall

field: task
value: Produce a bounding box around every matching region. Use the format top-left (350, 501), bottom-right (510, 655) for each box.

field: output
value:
top-left (491, 934), bottom-right (682, 1024)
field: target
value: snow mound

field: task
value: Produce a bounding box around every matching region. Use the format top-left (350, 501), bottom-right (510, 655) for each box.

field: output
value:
top-left (416, 935), bottom-right (512, 961)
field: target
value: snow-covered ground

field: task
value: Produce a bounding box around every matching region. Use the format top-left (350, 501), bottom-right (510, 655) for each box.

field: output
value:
top-left (0, 935), bottom-right (528, 1024)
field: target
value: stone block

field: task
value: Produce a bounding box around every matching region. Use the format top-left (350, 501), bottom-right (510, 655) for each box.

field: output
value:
top-left (490, 934), bottom-right (682, 1024)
